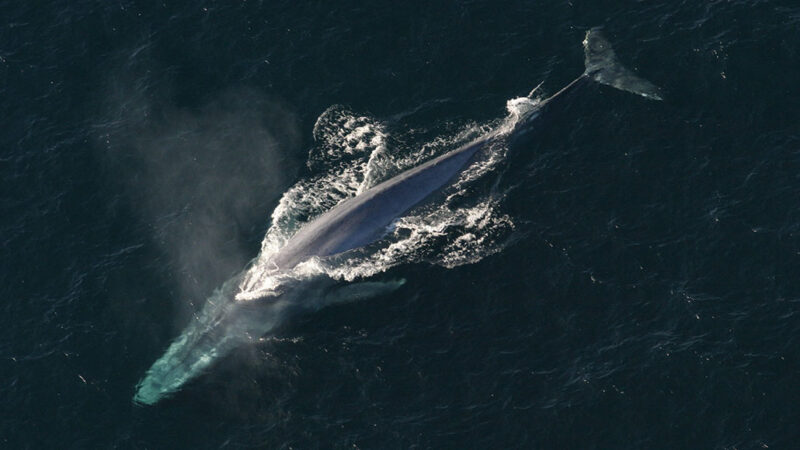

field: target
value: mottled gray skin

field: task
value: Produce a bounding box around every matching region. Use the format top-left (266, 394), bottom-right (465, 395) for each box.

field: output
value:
top-left (271, 138), bottom-right (490, 269)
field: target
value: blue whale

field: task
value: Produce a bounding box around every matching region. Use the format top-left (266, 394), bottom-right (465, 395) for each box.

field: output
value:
top-left (133, 29), bottom-right (661, 405)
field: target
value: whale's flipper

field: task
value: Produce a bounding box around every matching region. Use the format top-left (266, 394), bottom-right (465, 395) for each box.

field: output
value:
top-left (323, 279), bottom-right (406, 305)
top-left (583, 29), bottom-right (663, 101)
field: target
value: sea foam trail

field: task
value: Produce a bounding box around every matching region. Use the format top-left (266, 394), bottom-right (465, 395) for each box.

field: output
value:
top-left (236, 96), bottom-right (538, 299)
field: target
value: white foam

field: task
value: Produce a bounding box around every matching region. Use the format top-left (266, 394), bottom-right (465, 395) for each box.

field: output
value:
top-left (237, 97), bottom-right (538, 299)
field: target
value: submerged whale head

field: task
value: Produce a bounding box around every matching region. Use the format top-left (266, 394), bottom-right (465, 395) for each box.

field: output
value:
top-left (133, 272), bottom-right (406, 405)
top-left (133, 280), bottom-right (292, 405)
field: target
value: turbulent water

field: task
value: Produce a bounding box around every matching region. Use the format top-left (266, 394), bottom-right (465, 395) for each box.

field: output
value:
top-left (239, 101), bottom-right (521, 297)
top-left (3, 1), bottom-right (800, 448)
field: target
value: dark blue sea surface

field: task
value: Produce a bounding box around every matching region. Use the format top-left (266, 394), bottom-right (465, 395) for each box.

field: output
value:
top-left (3, 1), bottom-right (800, 448)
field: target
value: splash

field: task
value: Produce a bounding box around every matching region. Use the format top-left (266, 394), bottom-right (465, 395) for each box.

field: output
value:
top-left (237, 97), bottom-right (538, 298)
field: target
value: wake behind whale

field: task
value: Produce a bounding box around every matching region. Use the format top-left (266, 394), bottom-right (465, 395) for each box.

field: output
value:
top-left (134, 30), bottom-right (661, 405)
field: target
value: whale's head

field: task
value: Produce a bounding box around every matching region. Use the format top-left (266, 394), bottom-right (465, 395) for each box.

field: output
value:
top-left (133, 284), bottom-right (291, 405)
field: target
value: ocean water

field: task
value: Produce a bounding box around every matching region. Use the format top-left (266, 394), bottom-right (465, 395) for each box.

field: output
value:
top-left (2, 1), bottom-right (800, 448)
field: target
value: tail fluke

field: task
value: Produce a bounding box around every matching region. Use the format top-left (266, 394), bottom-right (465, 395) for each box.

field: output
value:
top-left (583, 29), bottom-right (663, 101)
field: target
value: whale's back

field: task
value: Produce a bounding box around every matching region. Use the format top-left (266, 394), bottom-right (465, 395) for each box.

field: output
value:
top-left (270, 139), bottom-right (486, 269)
